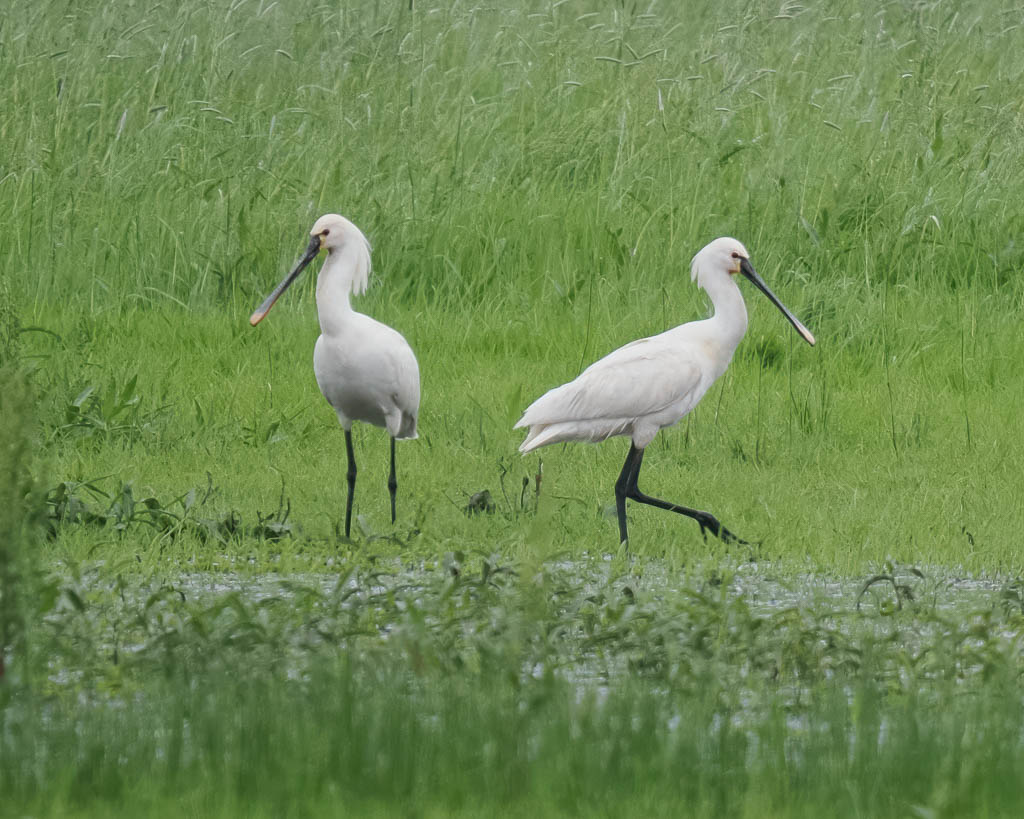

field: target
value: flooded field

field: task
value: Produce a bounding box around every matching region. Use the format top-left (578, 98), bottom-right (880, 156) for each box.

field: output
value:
top-left (36, 556), bottom-right (1023, 691)
top-left (5, 555), bottom-right (1024, 818)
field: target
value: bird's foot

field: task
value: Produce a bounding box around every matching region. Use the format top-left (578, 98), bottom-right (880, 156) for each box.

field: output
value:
top-left (696, 513), bottom-right (748, 546)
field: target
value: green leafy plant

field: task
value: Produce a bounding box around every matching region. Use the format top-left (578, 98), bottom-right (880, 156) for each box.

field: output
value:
top-left (56, 374), bottom-right (164, 444)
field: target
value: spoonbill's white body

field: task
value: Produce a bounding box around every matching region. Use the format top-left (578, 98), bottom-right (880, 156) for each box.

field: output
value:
top-left (250, 214), bottom-right (420, 538)
top-left (516, 237), bottom-right (815, 545)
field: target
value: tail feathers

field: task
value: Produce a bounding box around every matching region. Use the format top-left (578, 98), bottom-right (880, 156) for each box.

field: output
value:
top-left (518, 424), bottom-right (557, 454)
top-left (392, 411), bottom-right (418, 440)
top-left (518, 418), bottom-right (632, 453)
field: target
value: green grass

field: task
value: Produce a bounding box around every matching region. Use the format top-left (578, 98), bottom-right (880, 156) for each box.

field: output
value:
top-left (7, 661), bottom-right (1024, 818)
top-left (5, 0), bottom-right (1024, 569)
top-left (4, 0), bottom-right (1024, 814)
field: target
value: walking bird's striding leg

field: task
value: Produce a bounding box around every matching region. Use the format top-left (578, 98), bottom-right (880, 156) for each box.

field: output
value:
top-left (344, 429), bottom-right (357, 538)
top-left (614, 444), bottom-right (644, 545)
top-left (615, 443), bottom-right (746, 545)
top-left (388, 437), bottom-right (398, 524)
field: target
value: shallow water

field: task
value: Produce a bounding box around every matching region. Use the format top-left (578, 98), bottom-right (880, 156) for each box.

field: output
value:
top-left (161, 558), bottom-right (1014, 616)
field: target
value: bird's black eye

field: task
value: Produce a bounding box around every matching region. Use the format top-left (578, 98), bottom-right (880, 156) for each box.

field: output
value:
top-left (731, 251), bottom-right (740, 259)
top-left (322, 229), bottom-right (330, 236)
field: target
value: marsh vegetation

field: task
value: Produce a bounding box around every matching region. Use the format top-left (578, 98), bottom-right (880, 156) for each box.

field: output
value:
top-left (3, 0), bottom-right (1024, 815)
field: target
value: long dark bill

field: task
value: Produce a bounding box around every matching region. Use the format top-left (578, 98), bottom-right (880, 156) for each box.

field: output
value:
top-left (739, 258), bottom-right (816, 346)
top-left (249, 234), bottom-right (322, 326)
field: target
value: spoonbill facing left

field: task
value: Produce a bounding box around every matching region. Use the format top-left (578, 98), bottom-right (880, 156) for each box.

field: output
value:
top-left (516, 237), bottom-right (815, 546)
top-left (250, 214), bottom-right (420, 539)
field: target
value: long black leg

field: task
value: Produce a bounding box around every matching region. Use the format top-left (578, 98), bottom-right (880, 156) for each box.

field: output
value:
top-left (387, 437), bottom-right (398, 524)
top-left (616, 443), bottom-right (746, 545)
top-left (344, 429), bottom-right (357, 538)
top-left (614, 444), bottom-right (644, 544)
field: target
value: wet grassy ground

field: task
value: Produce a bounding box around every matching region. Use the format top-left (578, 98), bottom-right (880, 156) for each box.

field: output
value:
top-left (4, 554), bottom-right (1024, 817)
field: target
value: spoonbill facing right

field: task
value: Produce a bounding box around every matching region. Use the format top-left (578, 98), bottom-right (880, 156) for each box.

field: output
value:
top-left (515, 237), bottom-right (815, 546)
top-left (250, 214), bottom-right (420, 539)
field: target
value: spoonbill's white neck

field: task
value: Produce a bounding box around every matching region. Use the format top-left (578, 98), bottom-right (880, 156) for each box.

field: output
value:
top-left (316, 242), bottom-right (367, 336)
top-left (700, 272), bottom-right (748, 350)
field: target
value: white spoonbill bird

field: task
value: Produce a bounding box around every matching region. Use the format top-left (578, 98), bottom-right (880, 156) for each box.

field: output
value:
top-left (250, 214), bottom-right (420, 539)
top-left (516, 237), bottom-right (815, 546)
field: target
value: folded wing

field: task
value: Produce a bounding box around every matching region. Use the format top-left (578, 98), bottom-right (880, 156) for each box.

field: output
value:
top-left (516, 337), bottom-right (705, 452)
